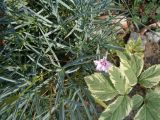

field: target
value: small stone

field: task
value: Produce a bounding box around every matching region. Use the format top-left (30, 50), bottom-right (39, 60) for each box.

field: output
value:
top-left (129, 32), bottom-right (140, 41)
top-left (146, 32), bottom-right (152, 41)
top-left (153, 35), bottom-right (159, 42)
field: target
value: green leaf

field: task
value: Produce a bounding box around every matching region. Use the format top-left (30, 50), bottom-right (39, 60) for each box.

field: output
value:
top-left (126, 38), bottom-right (144, 56)
top-left (139, 65), bottom-right (160, 88)
top-left (117, 51), bottom-right (137, 86)
top-left (132, 95), bottom-right (143, 110)
top-left (141, 16), bottom-right (148, 24)
top-left (99, 96), bottom-right (132, 120)
top-left (134, 91), bottom-right (160, 120)
top-left (95, 98), bottom-right (108, 109)
top-left (130, 54), bottom-right (144, 77)
top-left (84, 73), bottom-right (118, 101)
top-left (156, 7), bottom-right (160, 14)
top-left (0, 94), bottom-right (20, 109)
top-left (109, 66), bottom-right (132, 94)
top-left (155, 14), bottom-right (160, 20)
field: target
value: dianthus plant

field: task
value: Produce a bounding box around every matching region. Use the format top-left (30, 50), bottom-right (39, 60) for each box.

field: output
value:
top-left (84, 39), bottom-right (160, 120)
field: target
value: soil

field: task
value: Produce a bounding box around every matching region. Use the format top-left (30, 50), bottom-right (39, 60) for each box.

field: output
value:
top-left (144, 41), bottom-right (160, 68)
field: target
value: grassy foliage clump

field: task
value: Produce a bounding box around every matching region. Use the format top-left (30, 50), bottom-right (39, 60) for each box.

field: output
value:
top-left (0, 0), bottom-right (126, 119)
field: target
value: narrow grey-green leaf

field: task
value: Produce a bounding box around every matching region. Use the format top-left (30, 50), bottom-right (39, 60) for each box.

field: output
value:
top-left (85, 73), bottom-right (118, 101)
top-left (109, 66), bottom-right (132, 95)
top-left (0, 76), bottom-right (16, 83)
top-left (139, 64), bottom-right (160, 88)
top-left (134, 91), bottom-right (160, 120)
top-left (99, 96), bottom-right (132, 120)
top-left (58, 0), bottom-right (73, 10)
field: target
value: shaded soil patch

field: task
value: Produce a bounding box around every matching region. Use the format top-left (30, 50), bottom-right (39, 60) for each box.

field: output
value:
top-left (144, 41), bottom-right (160, 68)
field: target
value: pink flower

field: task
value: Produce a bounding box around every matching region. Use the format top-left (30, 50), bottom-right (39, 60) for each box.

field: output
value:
top-left (94, 57), bottom-right (112, 72)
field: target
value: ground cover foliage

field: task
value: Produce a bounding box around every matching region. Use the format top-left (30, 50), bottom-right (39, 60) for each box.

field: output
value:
top-left (0, 0), bottom-right (124, 119)
top-left (0, 0), bottom-right (160, 120)
top-left (85, 39), bottom-right (160, 120)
